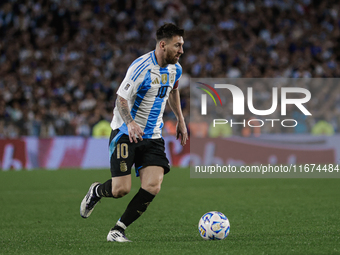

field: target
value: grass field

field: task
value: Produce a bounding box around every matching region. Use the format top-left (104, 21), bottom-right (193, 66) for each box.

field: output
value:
top-left (0, 168), bottom-right (339, 255)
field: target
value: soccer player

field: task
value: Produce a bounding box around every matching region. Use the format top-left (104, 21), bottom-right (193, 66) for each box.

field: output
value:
top-left (80, 23), bottom-right (188, 242)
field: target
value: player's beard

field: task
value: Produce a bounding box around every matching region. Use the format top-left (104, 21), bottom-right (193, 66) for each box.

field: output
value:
top-left (165, 51), bottom-right (180, 65)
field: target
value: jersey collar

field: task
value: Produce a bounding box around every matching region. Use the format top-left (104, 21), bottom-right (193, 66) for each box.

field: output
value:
top-left (151, 50), bottom-right (158, 66)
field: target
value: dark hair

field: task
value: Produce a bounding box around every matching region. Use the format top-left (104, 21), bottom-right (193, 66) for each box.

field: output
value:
top-left (156, 23), bottom-right (184, 41)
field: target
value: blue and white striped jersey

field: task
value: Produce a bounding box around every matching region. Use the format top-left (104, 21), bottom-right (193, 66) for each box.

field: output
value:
top-left (111, 50), bottom-right (182, 139)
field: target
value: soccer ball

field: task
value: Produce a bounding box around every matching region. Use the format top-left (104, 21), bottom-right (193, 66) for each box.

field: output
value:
top-left (198, 211), bottom-right (230, 240)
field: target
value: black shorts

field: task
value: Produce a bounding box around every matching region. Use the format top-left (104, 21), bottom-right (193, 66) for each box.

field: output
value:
top-left (109, 129), bottom-right (170, 177)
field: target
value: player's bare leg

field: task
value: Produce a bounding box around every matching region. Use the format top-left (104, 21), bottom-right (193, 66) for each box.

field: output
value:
top-left (111, 175), bottom-right (131, 198)
top-left (140, 166), bottom-right (164, 195)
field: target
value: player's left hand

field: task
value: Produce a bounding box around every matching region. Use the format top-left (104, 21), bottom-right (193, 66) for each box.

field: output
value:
top-left (127, 120), bottom-right (144, 143)
top-left (176, 121), bottom-right (188, 146)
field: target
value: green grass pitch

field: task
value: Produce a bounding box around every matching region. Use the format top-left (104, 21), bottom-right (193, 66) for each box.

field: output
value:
top-left (0, 168), bottom-right (339, 255)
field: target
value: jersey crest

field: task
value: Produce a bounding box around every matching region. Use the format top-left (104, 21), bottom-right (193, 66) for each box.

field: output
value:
top-left (161, 74), bottom-right (168, 84)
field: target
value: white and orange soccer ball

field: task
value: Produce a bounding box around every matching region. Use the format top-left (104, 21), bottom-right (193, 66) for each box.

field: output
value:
top-left (198, 211), bottom-right (230, 240)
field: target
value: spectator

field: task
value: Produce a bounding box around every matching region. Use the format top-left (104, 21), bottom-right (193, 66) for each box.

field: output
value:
top-left (209, 121), bottom-right (232, 138)
top-left (312, 120), bottom-right (335, 136)
top-left (92, 119), bottom-right (112, 138)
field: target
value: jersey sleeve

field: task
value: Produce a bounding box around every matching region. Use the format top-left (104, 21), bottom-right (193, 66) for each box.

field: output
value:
top-left (173, 63), bottom-right (182, 90)
top-left (173, 81), bottom-right (179, 90)
top-left (116, 66), bottom-right (139, 100)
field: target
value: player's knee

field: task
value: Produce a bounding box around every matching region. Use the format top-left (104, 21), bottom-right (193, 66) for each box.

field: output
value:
top-left (144, 182), bottom-right (162, 195)
top-left (112, 186), bottom-right (130, 198)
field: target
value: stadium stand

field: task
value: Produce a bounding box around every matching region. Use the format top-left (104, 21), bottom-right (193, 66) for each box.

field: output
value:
top-left (1, 0), bottom-right (340, 137)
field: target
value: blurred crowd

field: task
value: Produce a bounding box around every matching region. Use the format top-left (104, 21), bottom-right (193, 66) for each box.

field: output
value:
top-left (0, 0), bottom-right (340, 138)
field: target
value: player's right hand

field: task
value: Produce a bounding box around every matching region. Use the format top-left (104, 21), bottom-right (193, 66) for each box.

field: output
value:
top-left (127, 121), bottom-right (144, 143)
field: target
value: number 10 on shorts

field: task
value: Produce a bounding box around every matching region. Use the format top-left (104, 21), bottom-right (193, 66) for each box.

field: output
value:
top-left (117, 143), bottom-right (128, 159)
